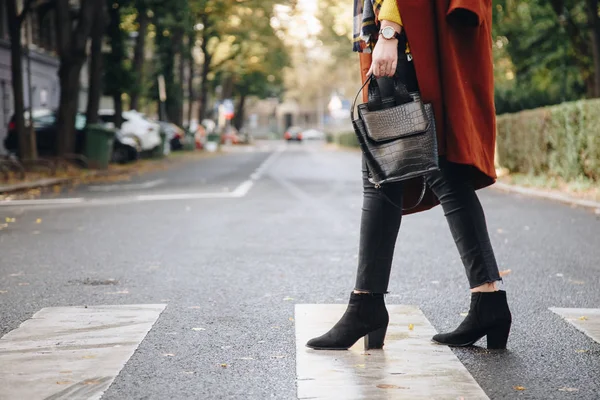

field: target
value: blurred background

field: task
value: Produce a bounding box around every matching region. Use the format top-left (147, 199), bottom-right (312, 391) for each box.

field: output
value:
top-left (0, 0), bottom-right (598, 194)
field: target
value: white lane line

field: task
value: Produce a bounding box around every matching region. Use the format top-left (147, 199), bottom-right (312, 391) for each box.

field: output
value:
top-left (0, 148), bottom-right (285, 208)
top-left (88, 179), bottom-right (166, 192)
top-left (550, 308), bottom-right (600, 344)
top-left (0, 304), bottom-right (166, 400)
top-left (296, 304), bottom-right (489, 400)
top-left (0, 198), bottom-right (85, 207)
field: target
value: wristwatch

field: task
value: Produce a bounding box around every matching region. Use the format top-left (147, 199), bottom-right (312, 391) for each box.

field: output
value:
top-left (379, 26), bottom-right (401, 40)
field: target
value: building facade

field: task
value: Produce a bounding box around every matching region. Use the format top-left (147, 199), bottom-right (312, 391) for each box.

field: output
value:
top-left (0, 1), bottom-right (60, 152)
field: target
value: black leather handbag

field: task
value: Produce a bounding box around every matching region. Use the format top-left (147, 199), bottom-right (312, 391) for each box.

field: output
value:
top-left (351, 73), bottom-right (439, 209)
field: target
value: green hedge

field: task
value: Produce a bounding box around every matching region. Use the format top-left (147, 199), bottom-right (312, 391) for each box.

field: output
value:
top-left (333, 132), bottom-right (360, 148)
top-left (496, 99), bottom-right (600, 182)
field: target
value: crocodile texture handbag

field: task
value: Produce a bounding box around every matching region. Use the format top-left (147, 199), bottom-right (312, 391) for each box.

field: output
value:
top-left (351, 73), bottom-right (439, 210)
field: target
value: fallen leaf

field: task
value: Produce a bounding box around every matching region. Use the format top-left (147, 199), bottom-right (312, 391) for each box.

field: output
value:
top-left (220, 363), bottom-right (228, 368)
top-left (283, 297), bottom-right (294, 301)
top-left (578, 316), bottom-right (588, 321)
top-left (192, 327), bottom-right (206, 331)
top-left (83, 380), bottom-right (102, 385)
top-left (0, 291), bottom-right (7, 294)
top-left (499, 269), bottom-right (512, 277)
top-left (569, 279), bottom-right (585, 285)
top-left (460, 312), bottom-right (469, 317)
top-left (514, 386), bottom-right (526, 391)
top-left (163, 353), bottom-right (175, 357)
top-left (188, 306), bottom-right (201, 309)
top-left (182, 371), bottom-right (196, 375)
top-left (558, 387), bottom-right (579, 392)
top-left (289, 317), bottom-right (295, 322)
top-left (9, 272), bottom-right (23, 277)
top-left (36, 219), bottom-right (42, 224)
top-left (408, 324), bottom-right (414, 331)
top-left (82, 355), bottom-right (96, 359)
top-left (377, 384), bottom-right (408, 389)
top-left (497, 228), bottom-right (504, 234)
top-left (56, 381), bottom-right (72, 385)
top-left (354, 364), bottom-right (366, 368)
top-left (575, 349), bottom-right (588, 353)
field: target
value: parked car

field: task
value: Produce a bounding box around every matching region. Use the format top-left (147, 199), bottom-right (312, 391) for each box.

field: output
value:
top-left (284, 126), bottom-right (303, 141)
top-left (221, 126), bottom-right (240, 145)
top-left (300, 128), bottom-right (325, 141)
top-left (4, 109), bottom-right (86, 156)
top-left (158, 121), bottom-right (186, 151)
top-left (98, 109), bottom-right (161, 152)
top-left (110, 128), bottom-right (140, 164)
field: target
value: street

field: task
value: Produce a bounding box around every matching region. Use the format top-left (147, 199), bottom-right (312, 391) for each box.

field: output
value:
top-left (1, 141), bottom-right (599, 400)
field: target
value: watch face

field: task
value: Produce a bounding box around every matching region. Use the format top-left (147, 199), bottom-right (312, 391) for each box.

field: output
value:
top-left (381, 26), bottom-right (395, 39)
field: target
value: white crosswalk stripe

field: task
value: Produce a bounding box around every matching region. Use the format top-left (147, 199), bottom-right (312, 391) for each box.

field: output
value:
top-left (295, 304), bottom-right (489, 400)
top-left (550, 308), bottom-right (600, 344)
top-left (0, 304), bottom-right (166, 400)
top-left (3, 304), bottom-right (600, 399)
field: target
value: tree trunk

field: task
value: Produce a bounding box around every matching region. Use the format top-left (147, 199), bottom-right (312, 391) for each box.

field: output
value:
top-left (233, 93), bottom-right (246, 131)
top-left (586, 0), bottom-right (600, 97)
top-left (55, 0), bottom-right (96, 156)
top-left (177, 32), bottom-right (186, 126)
top-left (113, 93), bottom-right (123, 128)
top-left (106, 0), bottom-right (125, 127)
top-left (57, 62), bottom-right (84, 155)
top-left (187, 53), bottom-right (195, 126)
top-left (86, 1), bottom-right (106, 125)
top-left (198, 35), bottom-right (212, 122)
top-left (6, 0), bottom-right (37, 160)
top-left (130, 3), bottom-right (148, 111)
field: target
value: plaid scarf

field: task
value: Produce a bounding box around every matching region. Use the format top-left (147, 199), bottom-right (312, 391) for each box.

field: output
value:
top-left (353, 0), bottom-right (384, 53)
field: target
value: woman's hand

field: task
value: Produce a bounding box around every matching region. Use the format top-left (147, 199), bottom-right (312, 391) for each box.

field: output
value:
top-left (367, 24), bottom-right (402, 78)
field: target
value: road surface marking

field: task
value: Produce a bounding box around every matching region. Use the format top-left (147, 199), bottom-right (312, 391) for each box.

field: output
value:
top-left (0, 304), bottom-right (166, 400)
top-left (0, 198), bottom-right (85, 207)
top-left (550, 308), bottom-right (600, 344)
top-left (295, 304), bottom-right (489, 400)
top-left (88, 179), bottom-right (166, 192)
top-left (0, 149), bottom-right (285, 209)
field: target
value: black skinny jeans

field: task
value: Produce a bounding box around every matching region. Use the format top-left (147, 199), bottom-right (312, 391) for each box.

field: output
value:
top-left (354, 76), bottom-right (501, 292)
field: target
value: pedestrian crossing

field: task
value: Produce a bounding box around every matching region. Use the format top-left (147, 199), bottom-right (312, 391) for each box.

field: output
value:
top-left (0, 304), bottom-right (598, 399)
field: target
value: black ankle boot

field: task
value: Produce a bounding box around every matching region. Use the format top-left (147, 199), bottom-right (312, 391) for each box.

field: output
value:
top-left (306, 292), bottom-right (389, 350)
top-left (432, 290), bottom-right (512, 349)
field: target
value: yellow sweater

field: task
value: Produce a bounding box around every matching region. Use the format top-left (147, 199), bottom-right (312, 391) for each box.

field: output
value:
top-left (379, 0), bottom-right (402, 26)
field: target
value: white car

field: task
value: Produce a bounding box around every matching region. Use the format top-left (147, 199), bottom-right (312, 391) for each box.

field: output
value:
top-left (98, 109), bottom-right (161, 152)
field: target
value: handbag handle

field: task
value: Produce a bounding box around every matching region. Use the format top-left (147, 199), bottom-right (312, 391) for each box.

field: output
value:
top-left (367, 75), bottom-right (412, 110)
top-left (351, 73), bottom-right (413, 121)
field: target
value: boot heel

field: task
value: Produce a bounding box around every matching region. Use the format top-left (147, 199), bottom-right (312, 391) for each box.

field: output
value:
top-left (486, 322), bottom-right (511, 349)
top-left (364, 325), bottom-right (388, 350)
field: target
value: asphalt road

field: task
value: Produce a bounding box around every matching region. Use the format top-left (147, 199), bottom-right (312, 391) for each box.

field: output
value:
top-left (1, 141), bottom-right (599, 399)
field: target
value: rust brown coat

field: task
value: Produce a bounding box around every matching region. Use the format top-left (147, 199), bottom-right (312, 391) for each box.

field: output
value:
top-left (359, 0), bottom-right (496, 214)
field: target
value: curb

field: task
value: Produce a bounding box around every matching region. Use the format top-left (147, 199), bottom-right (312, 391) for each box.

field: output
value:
top-left (0, 178), bottom-right (71, 195)
top-left (493, 182), bottom-right (600, 213)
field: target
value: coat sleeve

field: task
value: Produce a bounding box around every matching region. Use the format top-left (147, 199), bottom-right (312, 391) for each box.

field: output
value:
top-left (446, 0), bottom-right (488, 27)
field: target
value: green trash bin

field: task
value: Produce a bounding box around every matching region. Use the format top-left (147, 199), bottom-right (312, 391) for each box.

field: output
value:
top-left (85, 124), bottom-right (116, 169)
top-left (153, 130), bottom-right (168, 158)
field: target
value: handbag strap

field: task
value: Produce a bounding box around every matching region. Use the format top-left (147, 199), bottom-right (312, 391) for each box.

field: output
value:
top-left (375, 175), bottom-right (427, 212)
top-left (351, 74), bottom-right (374, 121)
